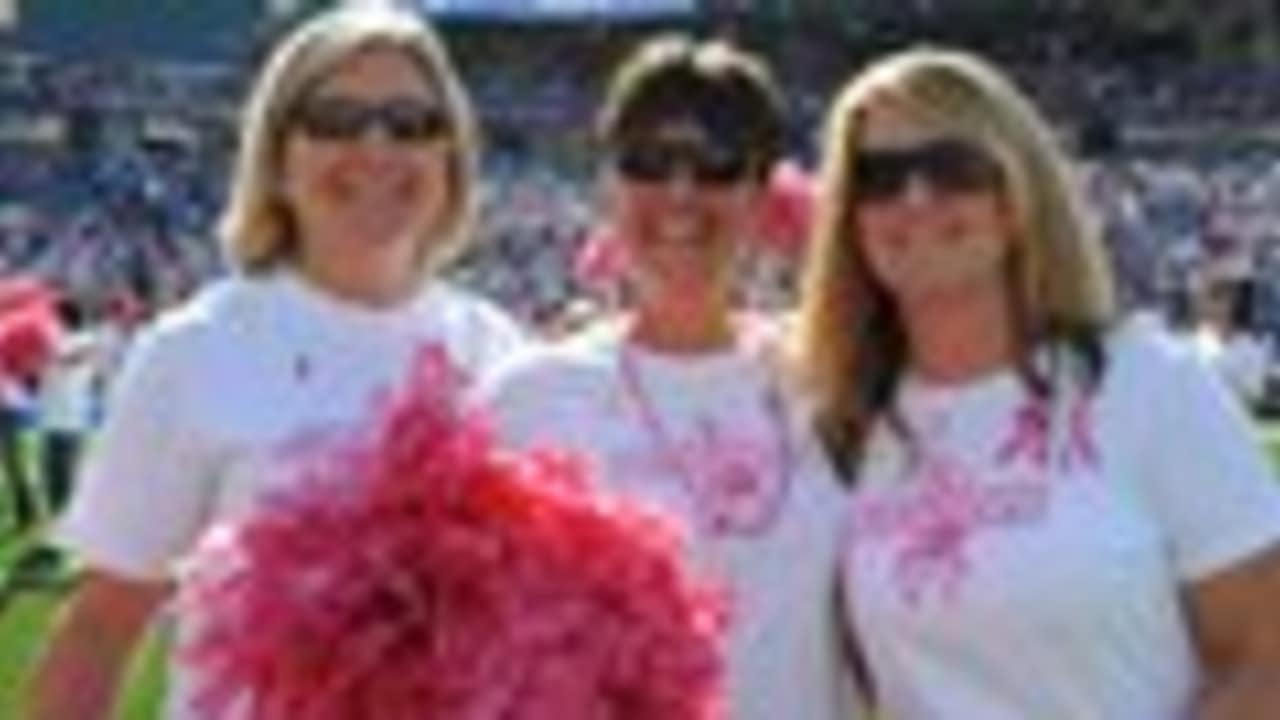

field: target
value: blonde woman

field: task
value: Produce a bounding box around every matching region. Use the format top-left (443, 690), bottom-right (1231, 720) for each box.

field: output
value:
top-left (794, 48), bottom-right (1280, 719)
top-left (480, 36), bottom-right (861, 720)
top-left (29, 6), bottom-right (521, 719)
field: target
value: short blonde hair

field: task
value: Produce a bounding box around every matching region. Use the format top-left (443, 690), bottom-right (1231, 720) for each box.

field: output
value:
top-left (217, 5), bottom-right (479, 275)
top-left (792, 47), bottom-right (1116, 478)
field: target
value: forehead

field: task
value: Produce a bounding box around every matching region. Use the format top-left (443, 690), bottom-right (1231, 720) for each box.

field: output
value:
top-left (309, 45), bottom-right (438, 99)
top-left (640, 118), bottom-right (711, 144)
top-left (624, 116), bottom-right (713, 146)
top-left (856, 96), bottom-right (957, 150)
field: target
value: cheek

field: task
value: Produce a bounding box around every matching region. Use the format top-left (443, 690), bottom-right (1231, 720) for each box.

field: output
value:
top-left (609, 188), bottom-right (659, 240)
top-left (421, 150), bottom-right (451, 185)
top-left (416, 155), bottom-right (452, 208)
top-left (961, 195), bottom-right (1019, 254)
top-left (854, 206), bottom-right (905, 254)
top-left (280, 143), bottom-right (317, 197)
top-left (715, 191), bottom-right (756, 233)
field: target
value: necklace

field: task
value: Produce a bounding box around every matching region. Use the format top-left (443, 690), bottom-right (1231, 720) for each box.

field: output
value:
top-left (616, 335), bottom-right (794, 537)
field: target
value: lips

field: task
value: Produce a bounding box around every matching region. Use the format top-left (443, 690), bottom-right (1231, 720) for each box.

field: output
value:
top-left (881, 218), bottom-right (972, 250)
top-left (325, 164), bottom-right (418, 207)
top-left (646, 203), bottom-right (718, 246)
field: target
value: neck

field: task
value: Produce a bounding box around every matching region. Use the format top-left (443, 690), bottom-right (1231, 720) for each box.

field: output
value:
top-left (295, 251), bottom-right (417, 310)
top-left (627, 294), bottom-right (736, 355)
top-left (902, 284), bottom-right (1018, 385)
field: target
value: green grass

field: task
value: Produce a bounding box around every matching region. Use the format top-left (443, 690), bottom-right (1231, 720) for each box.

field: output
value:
top-left (2, 424), bottom-right (1280, 719)
top-left (1263, 423), bottom-right (1280, 467)
top-left (0, 592), bottom-right (61, 709)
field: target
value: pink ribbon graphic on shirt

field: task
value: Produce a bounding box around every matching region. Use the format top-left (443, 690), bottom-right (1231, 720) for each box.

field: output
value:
top-left (995, 392), bottom-right (1099, 473)
top-left (1063, 394), bottom-right (1099, 470)
top-left (995, 396), bottom-right (1051, 469)
top-left (891, 455), bottom-right (981, 607)
top-left (850, 454), bottom-right (1050, 608)
top-left (684, 420), bottom-right (789, 536)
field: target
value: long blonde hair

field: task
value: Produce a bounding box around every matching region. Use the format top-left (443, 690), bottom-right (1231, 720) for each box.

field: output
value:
top-left (792, 47), bottom-right (1116, 480)
top-left (217, 5), bottom-right (479, 275)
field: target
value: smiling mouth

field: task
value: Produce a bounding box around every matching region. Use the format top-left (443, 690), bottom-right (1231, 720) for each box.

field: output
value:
top-left (329, 172), bottom-right (419, 205)
top-left (654, 210), bottom-right (714, 243)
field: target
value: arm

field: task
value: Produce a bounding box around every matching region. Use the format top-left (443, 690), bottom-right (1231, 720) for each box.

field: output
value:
top-left (30, 316), bottom-right (214, 718)
top-left (1190, 543), bottom-right (1280, 720)
top-left (1127, 329), bottom-right (1280, 718)
top-left (25, 570), bottom-right (170, 720)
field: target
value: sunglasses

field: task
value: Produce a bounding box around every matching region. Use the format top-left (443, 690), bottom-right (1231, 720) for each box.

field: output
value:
top-left (291, 95), bottom-right (451, 144)
top-left (613, 141), bottom-right (754, 186)
top-left (854, 139), bottom-right (1002, 203)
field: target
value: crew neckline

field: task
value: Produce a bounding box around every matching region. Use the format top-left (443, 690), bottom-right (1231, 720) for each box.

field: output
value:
top-left (274, 269), bottom-right (435, 332)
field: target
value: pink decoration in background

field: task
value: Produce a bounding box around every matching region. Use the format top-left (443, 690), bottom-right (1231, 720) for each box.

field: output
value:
top-left (573, 224), bottom-right (629, 290)
top-left (0, 276), bottom-right (60, 382)
top-left (181, 346), bottom-right (728, 720)
top-left (754, 159), bottom-right (815, 257)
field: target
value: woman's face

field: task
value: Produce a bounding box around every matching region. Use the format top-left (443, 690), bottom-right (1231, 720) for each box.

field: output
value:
top-left (606, 119), bottom-right (760, 310)
top-left (280, 45), bottom-right (453, 289)
top-left (852, 99), bottom-right (1017, 312)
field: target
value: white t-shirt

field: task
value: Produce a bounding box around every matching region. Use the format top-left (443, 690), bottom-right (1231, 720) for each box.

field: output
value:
top-left (478, 322), bottom-right (862, 720)
top-left (1192, 326), bottom-right (1270, 406)
top-left (38, 329), bottom-right (104, 433)
top-left (842, 321), bottom-right (1280, 720)
top-left (56, 269), bottom-right (524, 720)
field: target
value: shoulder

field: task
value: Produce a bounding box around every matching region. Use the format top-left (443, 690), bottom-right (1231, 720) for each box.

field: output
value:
top-left (477, 321), bottom-right (619, 403)
top-left (420, 281), bottom-right (526, 369)
top-left (125, 275), bottom-right (263, 370)
top-left (488, 322), bottom-right (618, 384)
top-left (423, 281), bottom-right (522, 337)
top-left (1102, 315), bottom-right (1204, 391)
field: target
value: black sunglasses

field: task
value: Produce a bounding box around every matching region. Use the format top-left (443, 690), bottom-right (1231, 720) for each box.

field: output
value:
top-left (854, 139), bottom-right (1002, 203)
top-left (291, 95), bottom-right (451, 144)
top-left (613, 140), bottom-right (754, 186)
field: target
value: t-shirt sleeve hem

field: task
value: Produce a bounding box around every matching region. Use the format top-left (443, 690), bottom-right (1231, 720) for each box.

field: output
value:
top-left (53, 521), bottom-right (175, 584)
top-left (1179, 522), bottom-right (1280, 583)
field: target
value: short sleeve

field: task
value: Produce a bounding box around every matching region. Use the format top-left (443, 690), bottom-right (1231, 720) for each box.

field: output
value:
top-left (429, 286), bottom-right (526, 384)
top-left (1134, 332), bottom-right (1280, 582)
top-left (471, 349), bottom-right (560, 452)
top-left (467, 299), bottom-right (527, 374)
top-left (54, 322), bottom-right (219, 582)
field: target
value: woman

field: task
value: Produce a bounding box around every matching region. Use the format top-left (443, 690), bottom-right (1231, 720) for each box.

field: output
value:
top-left (29, 6), bottom-right (522, 719)
top-left (479, 36), bottom-right (861, 720)
top-left (793, 47), bottom-right (1280, 719)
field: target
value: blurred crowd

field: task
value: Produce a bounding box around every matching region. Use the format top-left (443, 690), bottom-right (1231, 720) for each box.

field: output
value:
top-left (6, 38), bottom-right (1280, 427)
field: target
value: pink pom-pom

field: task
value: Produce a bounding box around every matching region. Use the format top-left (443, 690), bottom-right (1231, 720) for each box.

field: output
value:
top-left (0, 275), bottom-right (59, 380)
top-left (181, 346), bottom-right (728, 720)
top-left (0, 275), bottom-right (56, 317)
top-left (754, 159), bottom-right (815, 257)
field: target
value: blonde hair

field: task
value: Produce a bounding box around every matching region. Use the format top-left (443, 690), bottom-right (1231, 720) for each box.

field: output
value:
top-left (217, 5), bottom-right (479, 275)
top-left (792, 47), bottom-right (1116, 479)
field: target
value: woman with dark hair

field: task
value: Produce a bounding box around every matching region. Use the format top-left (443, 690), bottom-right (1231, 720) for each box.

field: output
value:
top-left (481, 35), bottom-right (861, 720)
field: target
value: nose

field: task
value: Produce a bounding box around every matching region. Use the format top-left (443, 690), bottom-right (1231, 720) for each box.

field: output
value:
top-left (658, 164), bottom-right (698, 199)
top-left (355, 121), bottom-right (397, 148)
top-left (899, 171), bottom-right (938, 209)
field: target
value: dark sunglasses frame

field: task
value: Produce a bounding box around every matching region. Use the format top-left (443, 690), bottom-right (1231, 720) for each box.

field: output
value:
top-left (612, 140), bottom-right (755, 187)
top-left (290, 95), bottom-right (452, 144)
top-left (853, 139), bottom-right (1002, 203)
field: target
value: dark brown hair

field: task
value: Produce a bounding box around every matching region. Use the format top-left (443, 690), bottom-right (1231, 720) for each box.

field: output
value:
top-left (596, 34), bottom-right (785, 181)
